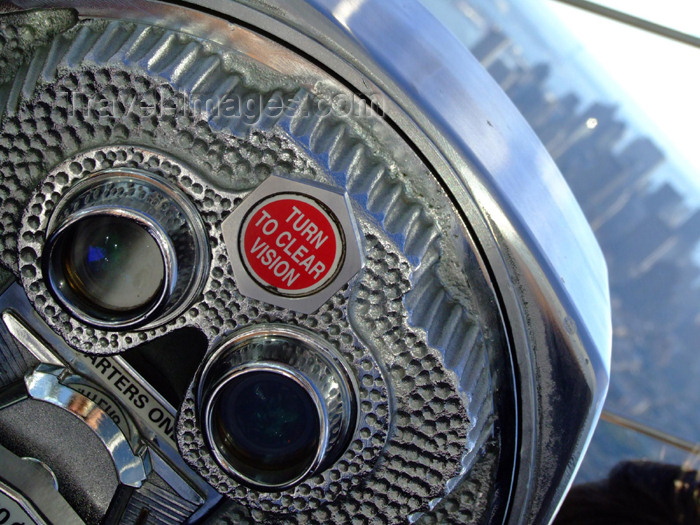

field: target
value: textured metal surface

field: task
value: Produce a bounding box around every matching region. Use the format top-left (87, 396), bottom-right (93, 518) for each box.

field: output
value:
top-left (119, 476), bottom-right (199, 525)
top-left (0, 7), bottom-right (514, 524)
top-left (418, 438), bottom-right (501, 525)
top-left (0, 8), bottom-right (77, 84)
top-left (177, 216), bottom-right (482, 520)
top-left (0, 312), bottom-right (38, 386)
top-left (178, 1), bottom-right (611, 523)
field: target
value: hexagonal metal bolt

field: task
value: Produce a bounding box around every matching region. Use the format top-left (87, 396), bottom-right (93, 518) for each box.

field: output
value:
top-left (222, 175), bottom-right (364, 313)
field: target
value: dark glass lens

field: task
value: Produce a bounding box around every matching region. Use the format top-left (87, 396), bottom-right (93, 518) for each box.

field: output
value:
top-left (213, 371), bottom-right (321, 486)
top-left (52, 215), bottom-right (165, 317)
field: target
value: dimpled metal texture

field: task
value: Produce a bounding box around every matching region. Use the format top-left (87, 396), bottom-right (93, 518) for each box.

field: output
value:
top-left (0, 14), bottom-right (510, 524)
top-left (0, 8), bottom-right (78, 85)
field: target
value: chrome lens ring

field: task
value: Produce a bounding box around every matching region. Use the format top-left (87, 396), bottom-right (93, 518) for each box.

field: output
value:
top-left (44, 206), bottom-right (176, 329)
top-left (43, 168), bottom-right (210, 330)
top-left (203, 361), bottom-right (329, 490)
top-left (197, 325), bottom-right (358, 491)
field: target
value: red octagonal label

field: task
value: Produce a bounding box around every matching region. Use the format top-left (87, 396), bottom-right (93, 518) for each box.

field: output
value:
top-left (239, 193), bottom-right (346, 297)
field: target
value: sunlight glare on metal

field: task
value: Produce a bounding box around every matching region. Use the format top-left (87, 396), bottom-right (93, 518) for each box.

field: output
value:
top-left (332, 0), bottom-right (365, 30)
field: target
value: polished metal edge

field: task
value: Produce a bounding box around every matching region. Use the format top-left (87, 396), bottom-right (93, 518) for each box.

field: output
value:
top-left (44, 168), bottom-right (211, 330)
top-left (44, 206), bottom-right (177, 329)
top-left (23, 364), bottom-right (149, 488)
top-left (202, 361), bottom-right (329, 491)
top-left (196, 323), bottom-right (359, 490)
top-left (0, 283), bottom-right (220, 513)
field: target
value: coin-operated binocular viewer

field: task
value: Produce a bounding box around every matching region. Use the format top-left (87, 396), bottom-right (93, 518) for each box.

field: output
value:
top-left (0, 2), bottom-right (610, 524)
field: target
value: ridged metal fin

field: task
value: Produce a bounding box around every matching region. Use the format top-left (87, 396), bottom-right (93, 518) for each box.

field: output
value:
top-left (255, 89), bottom-right (286, 130)
top-left (157, 41), bottom-right (200, 84)
top-left (207, 71), bottom-right (241, 101)
top-left (61, 24), bottom-right (102, 69)
top-left (385, 203), bottom-right (421, 244)
top-left (21, 44), bottom-right (49, 102)
top-left (333, 141), bottom-right (366, 189)
top-left (307, 113), bottom-right (336, 155)
top-left (0, 60), bottom-right (29, 117)
top-left (286, 91), bottom-right (316, 136)
top-left (0, 316), bottom-right (37, 388)
top-left (448, 324), bottom-right (481, 373)
top-left (41, 34), bottom-right (71, 82)
top-left (141, 32), bottom-right (178, 72)
top-left (119, 480), bottom-right (199, 525)
top-left (370, 181), bottom-right (403, 223)
top-left (405, 218), bottom-right (441, 262)
top-left (299, 113), bottom-right (443, 263)
top-left (124, 25), bottom-right (165, 64)
top-left (116, 23), bottom-right (159, 63)
top-left (84, 21), bottom-right (134, 65)
top-left (404, 260), bottom-right (494, 456)
top-left (347, 162), bottom-right (382, 199)
top-left (179, 54), bottom-right (220, 94)
top-left (318, 122), bottom-right (348, 167)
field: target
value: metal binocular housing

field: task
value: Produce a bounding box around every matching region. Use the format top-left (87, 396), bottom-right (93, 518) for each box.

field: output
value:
top-left (0, 1), bottom-right (610, 524)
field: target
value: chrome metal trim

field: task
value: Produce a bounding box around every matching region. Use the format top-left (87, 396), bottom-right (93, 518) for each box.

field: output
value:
top-left (202, 361), bottom-right (329, 491)
top-left (1, 310), bottom-right (63, 367)
top-left (159, 2), bottom-right (612, 521)
top-left (197, 324), bottom-right (359, 491)
top-left (0, 283), bottom-right (221, 517)
top-left (222, 174), bottom-right (364, 313)
top-left (43, 168), bottom-right (211, 330)
top-left (45, 206), bottom-right (176, 329)
top-left (148, 449), bottom-right (205, 506)
top-left (24, 364), bottom-right (149, 488)
top-left (0, 1), bottom-right (613, 521)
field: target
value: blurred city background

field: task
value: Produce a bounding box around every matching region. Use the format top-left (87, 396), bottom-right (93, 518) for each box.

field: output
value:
top-left (422, 0), bottom-right (700, 482)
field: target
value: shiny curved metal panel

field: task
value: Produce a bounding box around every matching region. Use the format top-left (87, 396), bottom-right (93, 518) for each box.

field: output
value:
top-left (24, 365), bottom-right (149, 488)
top-left (295, 3), bottom-right (611, 521)
top-left (1, 0), bottom-right (612, 521)
top-left (169, 1), bottom-right (611, 522)
top-left (292, 0), bottom-right (611, 362)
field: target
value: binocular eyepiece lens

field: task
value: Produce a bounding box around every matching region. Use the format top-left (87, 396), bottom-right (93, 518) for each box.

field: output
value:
top-left (43, 169), bottom-right (209, 330)
top-left (55, 215), bottom-right (166, 314)
top-left (213, 370), bottom-right (322, 486)
top-left (198, 326), bottom-right (358, 491)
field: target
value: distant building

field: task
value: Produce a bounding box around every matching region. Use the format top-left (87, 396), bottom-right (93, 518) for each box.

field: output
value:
top-left (465, 9), bottom-right (700, 449)
top-left (470, 28), bottom-right (511, 68)
top-left (618, 138), bottom-right (665, 180)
